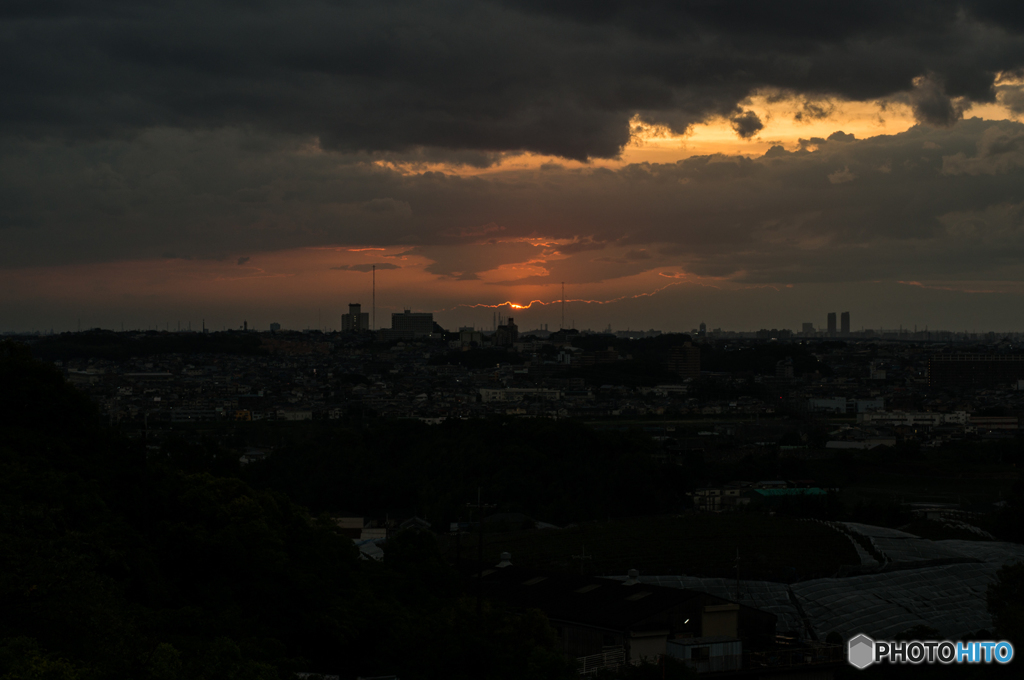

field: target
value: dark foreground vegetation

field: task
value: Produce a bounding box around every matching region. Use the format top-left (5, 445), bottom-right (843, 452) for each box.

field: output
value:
top-left (0, 344), bottom-right (576, 680)
top-left (30, 329), bottom-right (268, 362)
top-left (240, 418), bottom-right (686, 526)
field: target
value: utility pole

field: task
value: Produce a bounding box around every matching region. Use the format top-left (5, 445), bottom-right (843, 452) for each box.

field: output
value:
top-left (372, 264), bottom-right (376, 331)
top-left (466, 487), bottom-right (496, 620)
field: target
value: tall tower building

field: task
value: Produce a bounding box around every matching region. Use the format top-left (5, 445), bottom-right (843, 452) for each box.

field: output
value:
top-left (342, 303), bottom-right (370, 332)
top-left (841, 311), bottom-right (850, 336)
top-left (827, 312), bottom-right (837, 337)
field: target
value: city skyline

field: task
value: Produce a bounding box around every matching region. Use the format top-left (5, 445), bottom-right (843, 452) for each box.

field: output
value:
top-left (8, 305), bottom-right (1023, 339)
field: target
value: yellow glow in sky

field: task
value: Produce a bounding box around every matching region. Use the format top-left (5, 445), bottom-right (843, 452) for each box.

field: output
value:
top-left (374, 86), bottom-right (1024, 178)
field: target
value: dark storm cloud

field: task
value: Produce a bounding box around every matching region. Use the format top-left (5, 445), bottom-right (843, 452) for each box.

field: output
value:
top-left (793, 99), bottom-right (838, 122)
top-left (730, 111), bottom-right (765, 139)
top-left (413, 241), bottom-right (541, 280)
top-left (4, 1), bottom-right (1024, 161)
top-left (7, 119), bottom-right (1024, 289)
top-left (237, 256), bottom-right (250, 265)
top-left (942, 123), bottom-right (1024, 174)
top-left (331, 263), bottom-right (401, 272)
top-left (999, 85), bottom-right (1024, 113)
top-left (827, 131), bottom-right (857, 142)
top-left (906, 74), bottom-right (969, 127)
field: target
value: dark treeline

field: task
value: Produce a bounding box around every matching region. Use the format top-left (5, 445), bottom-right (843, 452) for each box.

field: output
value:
top-left (567, 334), bottom-right (693, 387)
top-left (699, 343), bottom-right (830, 377)
top-left (0, 344), bottom-right (575, 680)
top-left (28, 329), bottom-right (268, 362)
top-left (430, 348), bottom-right (527, 368)
top-left (567, 333), bottom-right (690, 357)
top-left (240, 419), bottom-right (691, 525)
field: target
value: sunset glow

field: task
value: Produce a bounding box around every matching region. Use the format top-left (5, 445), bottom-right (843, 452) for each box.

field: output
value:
top-left (6, 7), bottom-right (1024, 332)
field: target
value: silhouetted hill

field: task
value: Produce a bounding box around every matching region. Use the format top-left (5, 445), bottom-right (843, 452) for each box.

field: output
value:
top-left (0, 342), bottom-right (573, 680)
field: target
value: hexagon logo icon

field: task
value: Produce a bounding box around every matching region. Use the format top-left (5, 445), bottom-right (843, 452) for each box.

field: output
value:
top-left (847, 634), bottom-right (875, 669)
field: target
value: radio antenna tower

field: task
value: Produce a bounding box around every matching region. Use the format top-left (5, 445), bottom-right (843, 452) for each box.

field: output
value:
top-left (561, 281), bottom-right (565, 330)
top-left (372, 264), bottom-right (376, 331)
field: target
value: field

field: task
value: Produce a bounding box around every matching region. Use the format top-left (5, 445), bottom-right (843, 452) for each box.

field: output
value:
top-left (442, 513), bottom-right (859, 583)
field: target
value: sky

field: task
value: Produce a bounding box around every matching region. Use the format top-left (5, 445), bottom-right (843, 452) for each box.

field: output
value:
top-left (6, 1), bottom-right (1024, 333)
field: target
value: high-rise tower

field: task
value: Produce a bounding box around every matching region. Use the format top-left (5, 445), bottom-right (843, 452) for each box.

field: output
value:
top-left (342, 303), bottom-right (369, 332)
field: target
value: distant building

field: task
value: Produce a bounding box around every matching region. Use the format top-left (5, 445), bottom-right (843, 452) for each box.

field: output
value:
top-left (393, 309), bottom-right (433, 336)
top-left (693, 486), bottom-right (749, 512)
top-left (970, 416), bottom-right (1019, 431)
top-left (858, 411), bottom-right (968, 427)
top-left (827, 313), bottom-right (837, 337)
top-left (549, 328), bottom-right (579, 344)
top-left (479, 387), bottom-right (561, 402)
top-left (801, 322), bottom-right (814, 335)
top-left (928, 354), bottom-right (1024, 388)
top-left (755, 328), bottom-right (792, 340)
top-left (807, 397), bottom-right (847, 413)
top-left (577, 347), bottom-right (620, 367)
top-left (808, 397), bottom-right (885, 414)
top-left (342, 303), bottom-right (370, 332)
top-left (378, 309), bottom-right (434, 340)
top-left (269, 322), bottom-right (281, 332)
top-left (276, 408), bottom-right (313, 421)
top-left (458, 326), bottom-right (482, 347)
top-left (667, 342), bottom-right (700, 380)
top-left (494, 317), bottom-right (519, 347)
top-left (841, 311), bottom-right (850, 336)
